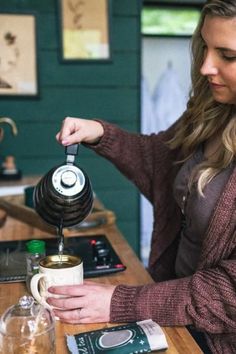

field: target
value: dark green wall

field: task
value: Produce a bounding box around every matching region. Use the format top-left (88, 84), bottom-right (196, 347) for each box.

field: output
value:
top-left (0, 0), bottom-right (142, 255)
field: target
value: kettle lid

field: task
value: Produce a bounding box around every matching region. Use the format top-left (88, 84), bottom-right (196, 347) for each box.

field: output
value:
top-left (52, 164), bottom-right (86, 197)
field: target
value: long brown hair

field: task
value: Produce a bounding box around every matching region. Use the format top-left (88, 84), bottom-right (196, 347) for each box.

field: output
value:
top-left (168, 0), bottom-right (236, 195)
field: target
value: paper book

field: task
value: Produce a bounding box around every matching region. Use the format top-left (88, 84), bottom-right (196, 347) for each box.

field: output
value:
top-left (67, 319), bottom-right (168, 353)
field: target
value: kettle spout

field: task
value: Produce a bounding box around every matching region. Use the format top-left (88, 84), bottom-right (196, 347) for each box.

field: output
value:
top-left (0, 117), bottom-right (18, 136)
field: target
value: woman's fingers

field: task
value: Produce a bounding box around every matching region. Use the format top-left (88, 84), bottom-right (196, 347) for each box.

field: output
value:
top-left (47, 283), bottom-right (115, 324)
top-left (53, 307), bottom-right (109, 324)
top-left (48, 282), bottom-right (97, 296)
top-left (56, 117), bottom-right (104, 145)
top-left (56, 117), bottom-right (78, 142)
top-left (47, 295), bottom-right (88, 310)
top-left (56, 118), bottom-right (84, 145)
top-left (48, 281), bottom-right (111, 296)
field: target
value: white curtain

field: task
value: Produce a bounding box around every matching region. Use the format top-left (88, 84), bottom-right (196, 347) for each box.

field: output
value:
top-left (152, 63), bottom-right (187, 130)
top-left (140, 66), bottom-right (187, 265)
top-left (140, 77), bottom-right (156, 265)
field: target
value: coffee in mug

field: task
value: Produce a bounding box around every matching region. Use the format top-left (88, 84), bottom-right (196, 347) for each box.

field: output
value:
top-left (30, 254), bottom-right (83, 309)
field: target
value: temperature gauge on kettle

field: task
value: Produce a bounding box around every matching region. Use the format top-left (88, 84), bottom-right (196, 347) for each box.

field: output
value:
top-left (52, 165), bottom-right (86, 196)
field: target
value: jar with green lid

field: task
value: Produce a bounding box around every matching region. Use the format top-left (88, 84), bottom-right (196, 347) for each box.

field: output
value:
top-left (25, 240), bottom-right (46, 293)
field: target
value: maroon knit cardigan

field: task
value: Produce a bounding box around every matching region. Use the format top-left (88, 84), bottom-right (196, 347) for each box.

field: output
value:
top-left (88, 120), bottom-right (236, 354)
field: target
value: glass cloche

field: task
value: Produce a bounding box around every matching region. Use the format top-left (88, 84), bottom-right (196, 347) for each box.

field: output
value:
top-left (0, 295), bottom-right (55, 354)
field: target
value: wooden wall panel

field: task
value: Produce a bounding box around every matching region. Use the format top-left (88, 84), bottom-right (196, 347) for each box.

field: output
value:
top-left (0, 88), bottom-right (139, 127)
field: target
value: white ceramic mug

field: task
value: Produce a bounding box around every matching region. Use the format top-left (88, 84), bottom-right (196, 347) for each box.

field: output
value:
top-left (30, 254), bottom-right (83, 309)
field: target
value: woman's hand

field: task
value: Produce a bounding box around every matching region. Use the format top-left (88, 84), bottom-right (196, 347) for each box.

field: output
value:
top-left (56, 117), bottom-right (104, 146)
top-left (47, 280), bottom-right (116, 324)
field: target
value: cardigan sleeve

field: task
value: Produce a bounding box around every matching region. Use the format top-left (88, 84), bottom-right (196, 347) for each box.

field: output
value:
top-left (110, 245), bottom-right (236, 335)
top-left (85, 120), bottom-right (178, 202)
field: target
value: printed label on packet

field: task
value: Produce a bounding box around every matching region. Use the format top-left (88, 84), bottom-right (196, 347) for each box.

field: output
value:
top-left (67, 319), bottom-right (168, 354)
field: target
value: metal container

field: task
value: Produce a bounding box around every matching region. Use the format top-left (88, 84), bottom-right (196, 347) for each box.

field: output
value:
top-left (33, 144), bottom-right (93, 228)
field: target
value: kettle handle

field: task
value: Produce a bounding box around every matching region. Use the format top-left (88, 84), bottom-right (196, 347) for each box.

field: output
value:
top-left (65, 144), bottom-right (79, 156)
top-left (65, 144), bottom-right (79, 165)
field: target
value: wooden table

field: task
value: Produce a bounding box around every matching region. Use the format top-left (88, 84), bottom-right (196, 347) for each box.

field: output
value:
top-left (0, 186), bottom-right (202, 353)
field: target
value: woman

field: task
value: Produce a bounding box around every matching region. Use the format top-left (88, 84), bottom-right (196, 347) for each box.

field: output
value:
top-left (48, 1), bottom-right (236, 353)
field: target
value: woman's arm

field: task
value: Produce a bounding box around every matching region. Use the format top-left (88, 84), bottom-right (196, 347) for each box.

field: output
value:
top-left (47, 251), bottom-right (236, 334)
top-left (110, 250), bottom-right (236, 334)
top-left (56, 117), bottom-right (177, 202)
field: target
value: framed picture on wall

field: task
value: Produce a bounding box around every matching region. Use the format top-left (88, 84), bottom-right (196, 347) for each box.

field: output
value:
top-left (0, 13), bottom-right (38, 96)
top-left (59, 0), bottom-right (111, 61)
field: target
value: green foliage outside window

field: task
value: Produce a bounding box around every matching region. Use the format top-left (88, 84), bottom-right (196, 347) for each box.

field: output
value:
top-left (142, 7), bottom-right (201, 36)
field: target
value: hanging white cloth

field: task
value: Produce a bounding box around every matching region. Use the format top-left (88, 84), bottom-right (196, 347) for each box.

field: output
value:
top-left (140, 68), bottom-right (187, 266)
top-left (152, 63), bottom-right (187, 131)
top-left (141, 76), bottom-right (156, 134)
top-left (140, 77), bottom-right (156, 266)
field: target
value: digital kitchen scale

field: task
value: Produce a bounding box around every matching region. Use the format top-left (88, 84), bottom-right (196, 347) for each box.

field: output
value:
top-left (0, 234), bottom-right (126, 283)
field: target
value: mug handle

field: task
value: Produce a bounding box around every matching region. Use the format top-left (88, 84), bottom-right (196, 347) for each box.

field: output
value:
top-left (30, 273), bottom-right (51, 310)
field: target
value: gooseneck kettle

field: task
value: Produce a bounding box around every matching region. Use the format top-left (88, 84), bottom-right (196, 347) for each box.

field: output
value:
top-left (33, 144), bottom-right (93, 228)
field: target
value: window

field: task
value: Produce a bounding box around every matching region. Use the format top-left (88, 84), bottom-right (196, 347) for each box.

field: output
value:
top-left (142, 6), bottom-right (201, 37)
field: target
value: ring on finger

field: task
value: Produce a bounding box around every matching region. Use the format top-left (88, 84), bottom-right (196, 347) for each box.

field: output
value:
top-left (77, 308), bottom-right (82, 318)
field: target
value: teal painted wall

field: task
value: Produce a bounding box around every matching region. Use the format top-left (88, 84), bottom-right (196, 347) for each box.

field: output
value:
top-left (0, 0), bottom-right (141, 255)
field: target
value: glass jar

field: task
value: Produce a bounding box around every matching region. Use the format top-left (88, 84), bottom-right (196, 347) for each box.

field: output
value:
top-left (26, 240), bottom-right (46, 293)
top-left (0, 295), bottom-right (55, 354)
